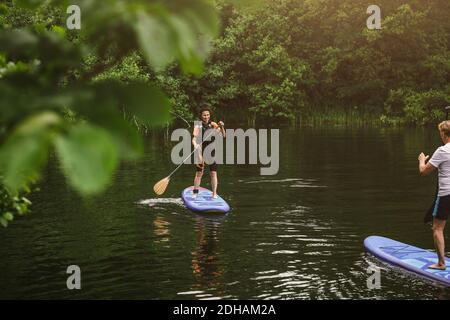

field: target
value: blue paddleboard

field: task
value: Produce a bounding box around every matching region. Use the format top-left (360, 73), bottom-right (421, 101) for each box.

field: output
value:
top-left (364, 236), bottom-right (450, 286)
top-left (181, 186), bottom-right (230, 214)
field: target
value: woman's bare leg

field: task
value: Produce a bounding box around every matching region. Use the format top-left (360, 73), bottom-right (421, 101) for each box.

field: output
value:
top-left (211, 171), bottom-right (218, 198)
top-left (429, 218), bottom-right (447, 270)
top-left (193, 171), bottom-right (203, 197)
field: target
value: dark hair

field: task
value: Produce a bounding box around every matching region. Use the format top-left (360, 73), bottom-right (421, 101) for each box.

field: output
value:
top-left (198, 106), bottom-right (211, 120)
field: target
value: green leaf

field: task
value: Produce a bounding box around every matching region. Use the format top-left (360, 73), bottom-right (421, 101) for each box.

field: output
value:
top-left (54, 123), bottom-right (119, 196)
top-left (114, 82), bottom-right (172, 127)
top-left (134, 11), bottom-right (176, 71)
top-left (167, 14), bottom-right (203, 74)
top-left (92, 115), bottom-right (144, 161)
top-left (3, 212), bottom-right (14, 221)
top-left (180, 2), bottom-right (220, 38)
top-left (21, 197), bottom-right (32, 206)
top-left (0, 29), bottom-right (39, 57)
top-left (86, 81), bottom-right (172, 127)
top-left (133, 1), bottom-right (219, 75)
top-left (0, 133), bottom-right (49, 191)
top-left (0, 112), bottom-right (60, 192)
top-left (15, 111), bottom-right (62, 135)
top-left (0, 3), bottom-right (8, 15)
top-left (76, 99), bottom-right (144, 160)
top-left (0, 217), bottom-right (8, 228)
top-left (51, 26), bottom-right (67, 38)
top-left (14, 203), bottom-right (27, 215)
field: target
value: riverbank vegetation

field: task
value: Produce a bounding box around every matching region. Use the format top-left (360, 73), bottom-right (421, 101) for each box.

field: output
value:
top-left (75, 0), bottom-right (450, 127)
top-left (159, 0), bottom-right (449, 127)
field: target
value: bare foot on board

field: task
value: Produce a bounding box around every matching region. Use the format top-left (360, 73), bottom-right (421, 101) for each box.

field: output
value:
top-left (428, 263), bottom-right (447, 270)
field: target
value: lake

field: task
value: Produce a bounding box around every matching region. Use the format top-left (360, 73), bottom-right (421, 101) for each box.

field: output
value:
top-left (1, 126), bottom-right (449, 299)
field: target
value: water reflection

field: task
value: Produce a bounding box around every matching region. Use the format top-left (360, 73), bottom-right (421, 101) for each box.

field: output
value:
top-left (190, 216), bottom-right (227, 299)
top-left (153, 215), bottom-right (170, 242)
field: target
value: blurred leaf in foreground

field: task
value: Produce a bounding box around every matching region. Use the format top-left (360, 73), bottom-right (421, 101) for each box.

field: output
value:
top-left (54, 123), bottom-right (119, 196)
top-left (0, 112), bottom-right (62, 192)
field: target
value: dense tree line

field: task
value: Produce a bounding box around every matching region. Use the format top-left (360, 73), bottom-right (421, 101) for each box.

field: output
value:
top-left (157, 0), bottom-right (450, 126)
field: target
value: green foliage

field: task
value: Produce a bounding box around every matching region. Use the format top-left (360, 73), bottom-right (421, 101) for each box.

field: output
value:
top-left (55, 123), bottom-right (119, 195)
top-left (383, 88), bottom-right (450, 125)
top-left (0, 184), bottom-right (31, 228)
top-left (160, 0), bottom-right (449, 126)
top-left (0, 112), bottom-right (60, 191)
top-left (92, 53), bottom-right (150, 83)
top-left (133, 2), bottom-right (218, 74)
top-left (0, 0), bottom-right (220, 226)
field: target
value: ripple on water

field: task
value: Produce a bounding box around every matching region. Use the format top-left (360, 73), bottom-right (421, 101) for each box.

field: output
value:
top-left (241, 202), bottom-right (372, 299)
top-left (137, 198), bottom-right (184, 208)
top-left (238, 177), bottom-right (327, 189)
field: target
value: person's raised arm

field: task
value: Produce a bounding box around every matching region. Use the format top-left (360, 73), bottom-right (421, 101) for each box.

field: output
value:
top-left (218, 121), bottom-right (226, 138)
top-left (418, 152), bottom-right (436, 176)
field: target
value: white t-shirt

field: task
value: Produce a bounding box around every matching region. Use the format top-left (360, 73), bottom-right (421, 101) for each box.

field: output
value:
top-left (429, 143), bottom-right (450, 196)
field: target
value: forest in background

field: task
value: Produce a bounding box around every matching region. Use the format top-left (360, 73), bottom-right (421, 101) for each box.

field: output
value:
top-left (4, 0), bottom-right (448, 128)
top-left (156, 0), bottom-right (450, 126)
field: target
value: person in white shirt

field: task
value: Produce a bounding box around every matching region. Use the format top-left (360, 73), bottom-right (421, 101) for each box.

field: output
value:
top-left (418, 120), bottom-right (450, 270)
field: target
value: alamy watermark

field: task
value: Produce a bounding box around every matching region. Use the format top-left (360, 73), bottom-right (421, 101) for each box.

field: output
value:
top-left (367, 5), bottom-right (382, 30)
top-left (66, 5), bottom-right (81, 30)
top-left (171, 122), bottom-right (279, 175)
top-left (66, 265), bottom-right (81, 290)
top-left (366, 264), bottom-right (381, 289)
top-left (63, 4), bottom-right (382, 31)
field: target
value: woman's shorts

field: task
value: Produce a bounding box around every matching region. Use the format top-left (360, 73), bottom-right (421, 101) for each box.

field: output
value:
top-left (195, 162), bottom-right (217, 172)
top-left (432, 194), bottom-right (450, 221)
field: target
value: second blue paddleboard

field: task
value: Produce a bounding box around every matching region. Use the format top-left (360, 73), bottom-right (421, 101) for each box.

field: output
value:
top-left (364, 236), bottom-right (450, 286)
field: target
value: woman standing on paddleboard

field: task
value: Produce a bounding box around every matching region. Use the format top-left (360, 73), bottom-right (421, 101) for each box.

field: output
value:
top-left (418, 120), bottom-right (450, 270)
top-left (192, 107), bottom-right (225, 199)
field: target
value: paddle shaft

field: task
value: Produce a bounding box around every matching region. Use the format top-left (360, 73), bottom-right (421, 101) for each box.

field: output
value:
top-left (167, 125), bottom-right (222, 179)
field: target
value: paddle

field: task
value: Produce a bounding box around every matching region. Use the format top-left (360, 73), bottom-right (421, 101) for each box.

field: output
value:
top-left (153, 122), bottom-right (223, 196)
top-left (423, 105), bottom-right (450, 223)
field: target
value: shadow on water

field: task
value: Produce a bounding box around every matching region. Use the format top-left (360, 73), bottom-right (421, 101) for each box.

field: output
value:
top-left (179, 215), bottom-right (229, 300)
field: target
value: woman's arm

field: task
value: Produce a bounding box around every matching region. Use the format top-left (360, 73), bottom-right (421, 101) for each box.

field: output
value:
top-left (418, 152), bottom-right (436, 176)
top-left (192, 126), bottom-right (200, 148)
top-left (218, 121), bottom-right (226, 138)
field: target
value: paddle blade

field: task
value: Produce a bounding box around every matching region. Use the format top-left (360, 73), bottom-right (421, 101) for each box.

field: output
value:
top-left (153, 177), bottom-right (170, 195)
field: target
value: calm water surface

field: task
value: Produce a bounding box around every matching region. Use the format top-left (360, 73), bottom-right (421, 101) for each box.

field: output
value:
top-left (1, 127), bottom-right (449, 299)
